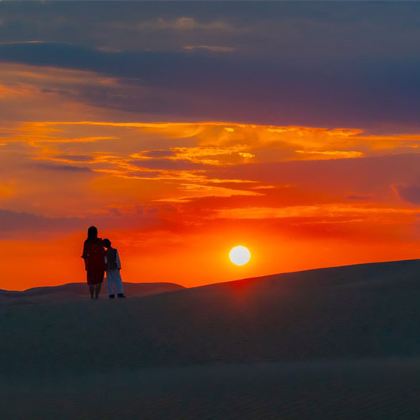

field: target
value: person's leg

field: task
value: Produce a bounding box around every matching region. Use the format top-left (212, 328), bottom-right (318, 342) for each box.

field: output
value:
top-left (107, 271), bottom-right (116, 298)
top-left (94, 283), bottom-right (101, 299)
top-left (116, 272), bottom-right (125, 298)
top-left (94, 271), bottom-right (105, 299)
top-left (89, 285), bottom-right (95, 299)
top-left (107, 271), bottom-right (115, 298)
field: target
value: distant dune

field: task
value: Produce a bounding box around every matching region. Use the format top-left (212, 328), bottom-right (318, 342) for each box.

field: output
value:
top-left (2, 259), bottom-right (420, 370)
top-left (2, 259), bottom-right (420, 419)
top-left (0, 281), bottom-right (184, 301)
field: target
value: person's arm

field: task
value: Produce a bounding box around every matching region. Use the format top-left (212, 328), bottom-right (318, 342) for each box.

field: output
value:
top-left (116, 250), bottom-right (122, 270)
top-left (82, 242), bottom-right (89, 271)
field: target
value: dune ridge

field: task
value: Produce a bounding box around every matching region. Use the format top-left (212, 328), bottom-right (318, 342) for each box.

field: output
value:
top-left (1, 259), bottom-right (420, 375)
top-left (0, 281), bottom-right (184, 300)
top-left (3, 260), bottom-right (420, 419)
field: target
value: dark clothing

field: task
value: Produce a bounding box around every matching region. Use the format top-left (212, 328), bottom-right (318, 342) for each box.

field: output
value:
top-left (106, 248), bottom-right (118, 270)
top-left (82, 238), bottom-right (106, 285)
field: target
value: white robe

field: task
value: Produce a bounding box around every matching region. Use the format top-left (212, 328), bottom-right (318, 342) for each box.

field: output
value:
top-left (106, 249), bottom-right (124, 295)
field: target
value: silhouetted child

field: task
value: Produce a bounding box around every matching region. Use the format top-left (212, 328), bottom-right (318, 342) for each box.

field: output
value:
top-left (103, 239), bottom-right (125, 299)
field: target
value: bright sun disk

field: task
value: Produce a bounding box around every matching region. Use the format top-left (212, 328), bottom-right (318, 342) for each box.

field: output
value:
top-left (229, 245), bottom-right (251, 266)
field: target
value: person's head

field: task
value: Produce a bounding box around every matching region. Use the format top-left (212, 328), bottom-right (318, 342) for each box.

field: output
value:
top-left (103, 238), bottom-right (111, 249)
top-left (87, 226), bottom-right (98, 241)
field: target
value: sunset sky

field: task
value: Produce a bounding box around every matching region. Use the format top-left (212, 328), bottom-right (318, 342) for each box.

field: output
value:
top-left (2, 2), bottom-right (420, 289)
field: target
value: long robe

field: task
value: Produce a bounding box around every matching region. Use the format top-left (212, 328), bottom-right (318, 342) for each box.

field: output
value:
top-left (106, 248), bottom-right (124, 295)
top-left (82, 238), bottom-right (106, 285)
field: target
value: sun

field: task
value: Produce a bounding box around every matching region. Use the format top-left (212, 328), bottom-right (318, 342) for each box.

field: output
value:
top-left (229, 245), bottom-right (251, 266)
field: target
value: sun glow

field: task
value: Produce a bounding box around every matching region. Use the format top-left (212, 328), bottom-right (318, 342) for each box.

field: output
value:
top-left (229, 245), bottom-right (251, 266)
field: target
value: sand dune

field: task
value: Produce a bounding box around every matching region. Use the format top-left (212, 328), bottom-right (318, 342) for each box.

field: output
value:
top-left (2, 259), bottom-right (420, 419)
top-left (3, 360), bottom-right (420, 419)
top-left (0, 281), bottom-right (183, 302)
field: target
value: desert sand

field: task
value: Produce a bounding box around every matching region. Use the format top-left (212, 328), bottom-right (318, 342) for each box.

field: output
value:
top-left (2, 259), bottom-right (420, 419)
top-left (0, 282), bottom-right (183, 301)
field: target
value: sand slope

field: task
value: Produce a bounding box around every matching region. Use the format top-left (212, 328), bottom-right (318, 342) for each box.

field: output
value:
top-left (3, 361), bottom-right (420, 419)
top-left (0, 281), bottom-right (183, 302)
top-left (2, 259), bottom-right (420, 419)
top-left (2, 259), bottom-right (420, 374)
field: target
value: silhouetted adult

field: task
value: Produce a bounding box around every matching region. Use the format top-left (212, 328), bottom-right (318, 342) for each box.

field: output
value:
top-left (82, 226), bottom-right (106, 299)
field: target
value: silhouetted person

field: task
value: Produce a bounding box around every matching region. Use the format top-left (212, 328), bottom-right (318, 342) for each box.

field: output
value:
top-left (103, 238), bottom-right (125, 298)
top-left (82, 226), bottom-right (106, 299)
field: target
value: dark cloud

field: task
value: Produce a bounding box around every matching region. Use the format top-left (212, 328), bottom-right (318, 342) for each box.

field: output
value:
top-left (142, 150), bottom-right (176, 158)
top-left (395, 184), bottom-right (420, 204)
top-left (1, 41), bottom-right (420, 127)
top-left (132, 158), bottom-right (206, 171)
top-left (53, 154), bottom-right (93, 162)
top-left (0, 206), bottom-right (164, 237)
top-left (2, 3), bottom-right (420, 127)
top-left (34, 162), bottom-right (92, 173)
top-left (0, 209), bottom-right (81, 234)
top-left (2, 2), bottom-right (420, 58)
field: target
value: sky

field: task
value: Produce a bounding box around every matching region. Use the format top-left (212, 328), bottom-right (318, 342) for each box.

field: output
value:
top-left (1, 1), bottom-right (420, 290)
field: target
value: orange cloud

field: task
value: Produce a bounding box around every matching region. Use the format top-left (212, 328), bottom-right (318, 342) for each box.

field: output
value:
top-left (2, 106), bottom-right (420, 288)
top-left (215, 204), bottom-right (420, 220)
